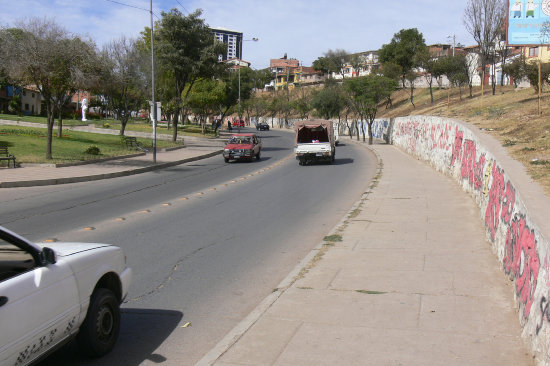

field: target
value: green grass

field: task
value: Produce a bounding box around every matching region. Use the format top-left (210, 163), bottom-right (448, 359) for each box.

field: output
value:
top-left (0, 125), bottom-right (181, 164)
top-left (0, 113), bottom-right (218, 138)
top-left (0, 113), bottom-right (88, 127)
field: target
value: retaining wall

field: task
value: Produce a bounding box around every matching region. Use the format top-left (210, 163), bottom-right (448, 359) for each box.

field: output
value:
top-left (373, 115), bottom-right (550, 365)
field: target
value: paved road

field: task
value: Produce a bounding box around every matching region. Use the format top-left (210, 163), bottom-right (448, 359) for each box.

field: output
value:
top-left (0, 129), bottom-right (378, 365)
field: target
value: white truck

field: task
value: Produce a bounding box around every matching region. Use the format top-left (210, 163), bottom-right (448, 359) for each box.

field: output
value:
top-left (294, 119), bottom-right (335, 165)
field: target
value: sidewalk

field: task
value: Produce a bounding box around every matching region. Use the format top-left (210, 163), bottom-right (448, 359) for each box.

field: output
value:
top-left (0, 137), bottom-right (224, 188)
top-left (198, 143), bottom-right (534, 366)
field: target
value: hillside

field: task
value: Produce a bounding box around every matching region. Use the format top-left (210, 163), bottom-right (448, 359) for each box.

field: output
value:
top-left (377, 85), bottom-right (550, 196)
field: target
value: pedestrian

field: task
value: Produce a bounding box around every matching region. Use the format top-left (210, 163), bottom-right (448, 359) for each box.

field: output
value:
top-left (228, 120), bottom-right (232, 131)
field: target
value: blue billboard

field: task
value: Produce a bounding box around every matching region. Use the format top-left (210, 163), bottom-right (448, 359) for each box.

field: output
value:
top-left (507, 0), bottom-right (550, 45)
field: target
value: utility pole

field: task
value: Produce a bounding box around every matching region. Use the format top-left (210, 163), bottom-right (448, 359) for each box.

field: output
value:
top-left (150, 0), bottom-right (157, 163)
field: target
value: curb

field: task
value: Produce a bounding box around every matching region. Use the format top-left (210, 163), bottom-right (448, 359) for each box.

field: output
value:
top-left (0, 150), bottom-right (222, 188)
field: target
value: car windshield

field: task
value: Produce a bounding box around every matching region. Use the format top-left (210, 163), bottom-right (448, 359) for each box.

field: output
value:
top-left (229, 137), bottom-right (251, 144)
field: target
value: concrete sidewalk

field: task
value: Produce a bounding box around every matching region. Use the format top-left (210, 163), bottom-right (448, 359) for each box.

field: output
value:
top-left (198, 143), bottom-right (534, 366)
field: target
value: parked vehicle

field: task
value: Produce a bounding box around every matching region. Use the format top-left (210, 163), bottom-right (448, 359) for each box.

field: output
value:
top-left (0, 226), bottom-right (132, 366)
top-left (294, 119), bottom-right (335, 165)
top-left (256, 122), bottom-right (270, 131)
top-left (223, 133), bottom-right (262, 162)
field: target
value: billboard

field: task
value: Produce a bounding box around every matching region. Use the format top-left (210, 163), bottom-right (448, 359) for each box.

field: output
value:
top-left (507, 0), bottom-right (550, 45)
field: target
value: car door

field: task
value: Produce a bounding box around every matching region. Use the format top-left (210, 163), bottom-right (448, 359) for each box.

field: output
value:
top-left (0, 243), bottom-right (80, 366)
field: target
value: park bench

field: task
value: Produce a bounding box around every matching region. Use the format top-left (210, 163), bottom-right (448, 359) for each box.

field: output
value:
top-left (123, 136), bottom-right (147, 152)
top-left (0, 146), bottom-right (16, 168)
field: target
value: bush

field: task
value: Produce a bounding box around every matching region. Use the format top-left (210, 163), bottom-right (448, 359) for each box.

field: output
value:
top-left (84, 146), bottom-right (101, 155)
top-left (103, 122), bottom-right (110, 128)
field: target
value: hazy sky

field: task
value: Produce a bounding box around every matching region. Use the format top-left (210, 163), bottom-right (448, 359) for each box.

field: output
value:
top-left (1, 0), bottom-right (476, 69)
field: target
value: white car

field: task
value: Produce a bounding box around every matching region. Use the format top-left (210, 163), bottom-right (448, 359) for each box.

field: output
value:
top-left (0, 226), bottom-right (132, 366)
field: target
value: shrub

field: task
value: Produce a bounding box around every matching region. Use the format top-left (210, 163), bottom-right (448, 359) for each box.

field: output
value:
top-left (84, 146), bottom-right (101, 155)
top-left (103, 122), bottom-right (110, 128)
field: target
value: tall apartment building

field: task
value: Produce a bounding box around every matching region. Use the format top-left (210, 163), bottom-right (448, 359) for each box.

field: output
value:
top-left (211, 27), bottom-right (243, 62)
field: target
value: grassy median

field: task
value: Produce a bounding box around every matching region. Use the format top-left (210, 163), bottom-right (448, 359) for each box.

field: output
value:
top-left (0, 115), bottom-right (218, 165)
top-left (0, 125), bottom-right (180, 165)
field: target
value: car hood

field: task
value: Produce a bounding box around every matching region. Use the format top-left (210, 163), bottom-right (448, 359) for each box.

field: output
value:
top-left (225, 143), bottom-right (253, 149)
top-left (36, 242), bottom-right (113, 257)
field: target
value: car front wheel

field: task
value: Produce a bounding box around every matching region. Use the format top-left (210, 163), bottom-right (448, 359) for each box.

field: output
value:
top-left (78, 288), bottom-right (120, 358)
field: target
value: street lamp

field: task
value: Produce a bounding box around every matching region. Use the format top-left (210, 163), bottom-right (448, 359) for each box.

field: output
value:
top-left (238, 37), bottom-right (258, 126)
top-left (447, 35), bottom-right (456, 56)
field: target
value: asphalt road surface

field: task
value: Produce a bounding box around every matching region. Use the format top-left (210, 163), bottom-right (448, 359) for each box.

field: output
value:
top-left (0, 128), bottom-right (377, 365)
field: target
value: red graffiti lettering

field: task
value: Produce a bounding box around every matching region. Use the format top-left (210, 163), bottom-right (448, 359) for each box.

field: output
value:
top-left (485, 164), bottom-right (505, 240)
top-left (451, 129), bottom-right (463, 166)
top-left (504, 216), bottom-right (539, 318)
top-left (461, 140), bottom-right (477, 184)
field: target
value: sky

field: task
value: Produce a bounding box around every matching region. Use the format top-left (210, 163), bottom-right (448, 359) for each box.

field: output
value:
top-left (1, 0), bottom-right (476, 70)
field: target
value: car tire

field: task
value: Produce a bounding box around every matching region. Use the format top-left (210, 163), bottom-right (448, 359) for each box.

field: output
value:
top-left (77, 288), bottom-right (120, 358)
top-left (256, 151), bottom-right (261, 160)
top-left (224, 157), bottom-right (229, 163)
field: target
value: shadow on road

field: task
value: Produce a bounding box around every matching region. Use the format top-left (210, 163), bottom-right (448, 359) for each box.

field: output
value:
top-left (39, 308), bottom-right (183, 366)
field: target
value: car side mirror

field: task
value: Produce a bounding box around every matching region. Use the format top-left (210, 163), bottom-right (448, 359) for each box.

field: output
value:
top-left (42, 247), bottom-right (57, 265)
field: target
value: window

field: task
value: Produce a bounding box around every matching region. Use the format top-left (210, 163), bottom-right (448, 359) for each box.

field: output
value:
top-left (529, 47), bottom-right (539, 57)
top-left (25, 103), bottom-right (29, 111)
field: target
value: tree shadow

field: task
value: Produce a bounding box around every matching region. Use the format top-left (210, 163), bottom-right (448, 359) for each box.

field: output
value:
top-left (39, 308), bottom-right (183, 366)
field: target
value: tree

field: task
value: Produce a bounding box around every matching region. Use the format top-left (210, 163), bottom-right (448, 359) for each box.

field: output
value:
top-left (379, 29), bottom-right (426, 85)
top-left (313, 49), bottom-right (350, 79)
top-left (185, 78), bottom-right (225, 133)
top-left (155, 9), bottom-right (226, 141)
top-left (379, 28), bottom-right (427, 106)
top-left (416, 47), bottom-right (443, 104)
top-left (524, 61), bottom-right (550, 93)
top-left (463, 0), bottom-right (506, 96)
top-left (0, 19), bottom-right (98, 159)
top-left (443, 55), bottom-right (470, 100)
top-left (292, 87), bottom-right (313, 120)
top-left (379, 62), bottom-right (402, 108)
top-left (502, 55), bottom-right (526, 88)
top-left (101, 37), bottom-right (147, 136)
top-left (312, 82), bottom-right (346, 120)
top-left (344, 75), bottom-right (397, 144)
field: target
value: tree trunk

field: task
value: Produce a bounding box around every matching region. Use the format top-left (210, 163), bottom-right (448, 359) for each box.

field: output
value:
top-left (429, 79), bottom-right (434, 104)
top-left (119, 115), bottom-right (129, 136)
top-left (45, 101), bottom-right (54, 160)
top-left (172, 109), bottom-right (180, 142)
top-left (57, 107), bottom-right (63, 137)
top-left (367, 120), bottom-right (374, 145)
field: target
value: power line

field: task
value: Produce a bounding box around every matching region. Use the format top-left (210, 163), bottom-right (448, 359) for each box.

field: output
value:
top-left (104, 0), bottom-right (160, 19)
top-left (174, 0), bottom-right (189, 14)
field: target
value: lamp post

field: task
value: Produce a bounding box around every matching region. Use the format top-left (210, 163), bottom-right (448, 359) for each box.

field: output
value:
top-left (238, 37), bottom-right (258, 128)
top-left (150, 0), bottom-right (157, 163)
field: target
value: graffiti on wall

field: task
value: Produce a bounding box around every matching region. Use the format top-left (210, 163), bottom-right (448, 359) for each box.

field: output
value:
top-left (359, 119), bottom-right (390, 140)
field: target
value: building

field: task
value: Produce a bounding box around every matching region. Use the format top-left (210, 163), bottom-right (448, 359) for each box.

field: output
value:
top-left (331, 50), bottom-right (380, 79)
top-left (223, 58), bottom-right (251, 72)
top-left (0, 86), bottom-right (42, 115)
top-left (211, 27), bottom-right (243, 62)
